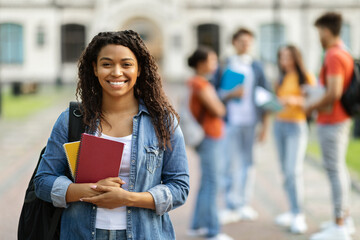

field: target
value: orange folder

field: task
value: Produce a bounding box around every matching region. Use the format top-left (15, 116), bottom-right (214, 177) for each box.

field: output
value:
top-left (63, 141), bottom-right (80, 179)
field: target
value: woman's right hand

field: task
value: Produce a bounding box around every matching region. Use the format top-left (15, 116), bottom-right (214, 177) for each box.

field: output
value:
top-left (66, 177), bottom-right (125, 203)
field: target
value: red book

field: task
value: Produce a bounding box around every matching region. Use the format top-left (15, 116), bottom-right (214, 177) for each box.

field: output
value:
top-left (75, 133), bottom-right (124, 183)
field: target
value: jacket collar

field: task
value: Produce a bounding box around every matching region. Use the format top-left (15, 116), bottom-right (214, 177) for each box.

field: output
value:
top-left (137, 99), bottom-right (150, 116)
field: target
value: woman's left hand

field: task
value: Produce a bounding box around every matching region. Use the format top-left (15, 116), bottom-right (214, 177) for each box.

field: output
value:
top-left (80, 185), bottom-right (130, 209)
top-left (279, 96), bottom-right (304, 107)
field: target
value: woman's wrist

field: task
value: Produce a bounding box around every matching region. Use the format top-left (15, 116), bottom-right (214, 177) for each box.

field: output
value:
top-left (66, 183), bottom-right (95, 203)
top-left (125, 191), bottom-right (155, 210)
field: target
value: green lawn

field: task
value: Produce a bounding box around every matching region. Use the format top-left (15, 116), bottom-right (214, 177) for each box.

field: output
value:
top-left (346, 139), bottom-right (360, 177)
top-left (1, 85), bottom-right (74, 119)
top-left (307, 134), bottom-right (360, 178)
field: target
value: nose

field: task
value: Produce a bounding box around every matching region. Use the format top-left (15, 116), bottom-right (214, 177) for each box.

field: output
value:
top-left (112, 65), bottom-right (123, 77)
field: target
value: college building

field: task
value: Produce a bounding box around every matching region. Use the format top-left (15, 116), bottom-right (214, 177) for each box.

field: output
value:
top-left (1, 0), bottom-right (360, 85)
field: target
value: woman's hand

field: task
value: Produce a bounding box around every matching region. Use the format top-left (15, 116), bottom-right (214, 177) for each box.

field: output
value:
top-left (80, 185), bottom-right (156, 210)
top-left (66, 177), bottom-right (125, 203)
top-left (96, 177), bottom-right (125, 188)
top-left (279, 96), bottom-right (304, 107)
top-left (80, 185), bottom-right (130, 209)
top-left (66, 183), bottom-right (102, 203)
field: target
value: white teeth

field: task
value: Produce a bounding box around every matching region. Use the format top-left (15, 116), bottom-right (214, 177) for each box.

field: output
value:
top-left (109, 81), bottom-right (125, 86)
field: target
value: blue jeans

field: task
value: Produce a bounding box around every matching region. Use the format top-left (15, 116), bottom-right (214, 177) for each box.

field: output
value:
top-left (191, 137), bottom-right (222, 237)
top-left (95, 229), bottom-right (126, 240)
top-left (274, 120), bottom-right (308, 215)
top-left (221, 124), bottom-right (256, 210)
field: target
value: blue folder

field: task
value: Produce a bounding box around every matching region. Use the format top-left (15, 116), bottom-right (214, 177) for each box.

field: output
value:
top-left (220, 68), bottom-right (245, 90)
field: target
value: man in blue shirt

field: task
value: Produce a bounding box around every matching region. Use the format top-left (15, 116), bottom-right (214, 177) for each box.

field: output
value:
top-left (218, 28), bottom-right (270, 224)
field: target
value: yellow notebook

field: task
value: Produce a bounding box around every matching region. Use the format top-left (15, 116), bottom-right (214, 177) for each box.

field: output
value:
top-left (63, 141), bottom-right (80, 179)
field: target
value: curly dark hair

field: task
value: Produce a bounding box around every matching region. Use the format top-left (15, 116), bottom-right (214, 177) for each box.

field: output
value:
top-left (76, 30), bottom-right (179, 149)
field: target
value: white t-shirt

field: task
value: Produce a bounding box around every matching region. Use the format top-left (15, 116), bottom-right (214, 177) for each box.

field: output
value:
top-left (226, 54), bottom-right (256, 126)
top-left (95, 133), bottom-right (132, 230)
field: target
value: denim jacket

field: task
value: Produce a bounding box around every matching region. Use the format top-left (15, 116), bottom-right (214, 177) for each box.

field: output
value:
top-left (34, 102), bottom-right (190, 240)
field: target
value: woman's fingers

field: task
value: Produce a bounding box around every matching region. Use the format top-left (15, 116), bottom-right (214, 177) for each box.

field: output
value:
top-left (90, 184), bottom-right (112, 192)
top-left (80, 194), bottom-right (103, 204)
top-left (96, 177), bottom-right (126, 187)
top-left (107, 177), bottom-right (126, 185)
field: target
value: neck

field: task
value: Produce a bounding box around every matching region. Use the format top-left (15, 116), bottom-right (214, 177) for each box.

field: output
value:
top-left (285, 66), bottom-right (296, 74)
top-left (325, 36), bottom-right (341, 49)
top-left (101, 90), bottom-right (138, 115)
top-left (237, 51), bottom-right (248, 56)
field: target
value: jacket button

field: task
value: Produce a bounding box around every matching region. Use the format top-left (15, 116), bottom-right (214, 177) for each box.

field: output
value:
top-left (128, 210), bottom-right (131, 213)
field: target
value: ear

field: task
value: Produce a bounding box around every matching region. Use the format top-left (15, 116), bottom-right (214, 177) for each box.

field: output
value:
top-left (92, 62), bottom-right (98, 77)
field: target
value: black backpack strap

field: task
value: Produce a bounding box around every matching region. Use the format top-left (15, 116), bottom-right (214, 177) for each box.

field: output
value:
top-left (69, 101), bottom-right (85, 142)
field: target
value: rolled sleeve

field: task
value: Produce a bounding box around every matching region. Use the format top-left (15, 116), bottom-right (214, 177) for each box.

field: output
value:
top-left (146, 120), bottom-right (189, 216)
top-left (51, 176), bottom-right (73, 208)
top-left (148, 184), bottom-right (173, 216)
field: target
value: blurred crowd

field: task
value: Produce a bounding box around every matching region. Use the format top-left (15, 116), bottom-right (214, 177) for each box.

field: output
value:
top-left (184, 12), bottom-right (356, 240)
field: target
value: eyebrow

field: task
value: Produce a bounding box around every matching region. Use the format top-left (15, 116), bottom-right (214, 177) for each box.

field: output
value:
top-left (99, 57), bottom-right (135, 62)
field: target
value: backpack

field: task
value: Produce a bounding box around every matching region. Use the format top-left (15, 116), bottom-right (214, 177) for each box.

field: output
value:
top-left (18, 102), bottom-right (85, 240)
top-left (341, 59), bottom-right (360, 117)
top-left (179, 90), bottom-right (205, 148)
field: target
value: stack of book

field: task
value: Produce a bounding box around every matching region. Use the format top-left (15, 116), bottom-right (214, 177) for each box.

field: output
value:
top-left (63, 133), bottom-right (124, 183)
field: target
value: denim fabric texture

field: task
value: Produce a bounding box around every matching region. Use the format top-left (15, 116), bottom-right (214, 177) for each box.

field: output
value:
top-left (221, 124), bottom-right (256, 209)
top-left (34, 102), bottom-right (190, 240)
top-left (274, 120), bottom-right (308, 215)
top-left (96, 229), bottom-right (126, 240)
top-left (190, 137), bottom-right (222, 237)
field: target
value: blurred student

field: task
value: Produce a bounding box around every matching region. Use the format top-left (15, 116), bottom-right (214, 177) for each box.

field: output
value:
top-left (219, 28), bottom-right (270, 224)
top-left (306, 12), bottom-right (355, 240)
top-left (273, 45), bottom-right (316, 234)
top-left (187, 47), bottom-right (232, 240)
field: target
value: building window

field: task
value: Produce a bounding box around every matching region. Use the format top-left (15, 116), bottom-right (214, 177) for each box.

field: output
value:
top-left (37, 25), bottom-right (45, 47)
top-left (0, 23), bottom-right (24, 64)
top-left (61, 24), bottom-right (85, 63)
top-left (341, 23), bottom-right (351, 50)
top-left (260, 23), bottom-right (286, 63)
top-left (197, 24), bottom-right (220, 56)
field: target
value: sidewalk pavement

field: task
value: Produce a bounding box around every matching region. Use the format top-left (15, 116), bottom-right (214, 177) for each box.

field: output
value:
top-left (0, 82), bottom-right (359, 240)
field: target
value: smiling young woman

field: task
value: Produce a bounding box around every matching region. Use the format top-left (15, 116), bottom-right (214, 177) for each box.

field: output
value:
top-left (34, 31), bottom-right (189, 240)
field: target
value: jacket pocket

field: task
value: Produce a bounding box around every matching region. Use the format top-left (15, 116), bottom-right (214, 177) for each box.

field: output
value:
top-left (145, 146), bottom-right (162, 174)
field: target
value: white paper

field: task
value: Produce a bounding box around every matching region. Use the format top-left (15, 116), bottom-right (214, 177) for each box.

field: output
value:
top-left (302, 85), bottom-right (326, 108)
top-left (255, 86), bottom-right (273, 106)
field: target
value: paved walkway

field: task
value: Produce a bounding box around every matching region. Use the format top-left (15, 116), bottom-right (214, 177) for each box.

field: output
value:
top-left (0, 83), bottom-right (359, 240)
